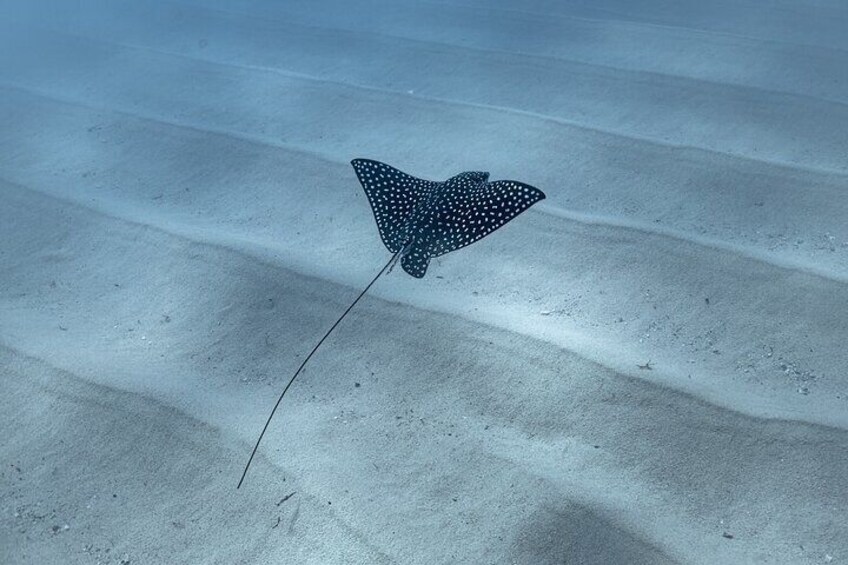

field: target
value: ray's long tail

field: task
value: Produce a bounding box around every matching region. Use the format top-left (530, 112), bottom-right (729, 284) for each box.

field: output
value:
top-left (237, 250), bottom-right (402, 489)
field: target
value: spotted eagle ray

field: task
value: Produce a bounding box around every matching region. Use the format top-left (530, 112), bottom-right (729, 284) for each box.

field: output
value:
top-left (238, 159), bottom-right (545, 488)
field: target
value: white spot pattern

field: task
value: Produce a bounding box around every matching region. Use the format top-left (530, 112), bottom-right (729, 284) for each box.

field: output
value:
top-left (351, 159), bottom-right (546, 278)
top-left (351, 158), bottom-right (437, 253)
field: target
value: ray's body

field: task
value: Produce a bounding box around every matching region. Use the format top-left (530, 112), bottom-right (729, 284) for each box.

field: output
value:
top-left (352, 159), bottom-right (545, 278)
top-left (238, 159), bottom-right (545, 488)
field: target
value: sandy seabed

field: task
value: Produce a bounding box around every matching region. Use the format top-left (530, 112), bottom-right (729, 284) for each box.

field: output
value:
top-left (2, 1), bottom-right (847, 563)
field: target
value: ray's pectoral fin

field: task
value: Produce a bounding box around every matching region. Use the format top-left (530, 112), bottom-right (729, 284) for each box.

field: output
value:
top-left (429, 180), bottom-right (545, 258)
top-left (351, 158), bottom-right (437, 253)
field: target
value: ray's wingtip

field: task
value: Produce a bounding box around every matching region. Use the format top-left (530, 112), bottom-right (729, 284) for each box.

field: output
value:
top-left (524, 183), bottom-right (546, 202)
top-left (351, 157), bottom-right (375, 169)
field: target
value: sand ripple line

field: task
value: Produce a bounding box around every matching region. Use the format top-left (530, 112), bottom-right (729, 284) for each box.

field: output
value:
top-left (1, 83), bottom-right (847, 285)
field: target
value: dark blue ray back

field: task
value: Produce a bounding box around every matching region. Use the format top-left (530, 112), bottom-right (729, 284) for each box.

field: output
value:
top-left (427, 179), bottom-right (545, 258)
top-left (351, 159), bottom-right (437, 253)
top-left (352, 159), bottom-right (545, 278)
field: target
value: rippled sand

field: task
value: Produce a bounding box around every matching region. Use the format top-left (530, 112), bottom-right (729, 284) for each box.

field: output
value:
top-left (2, 1), bottom-right (847, 563)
